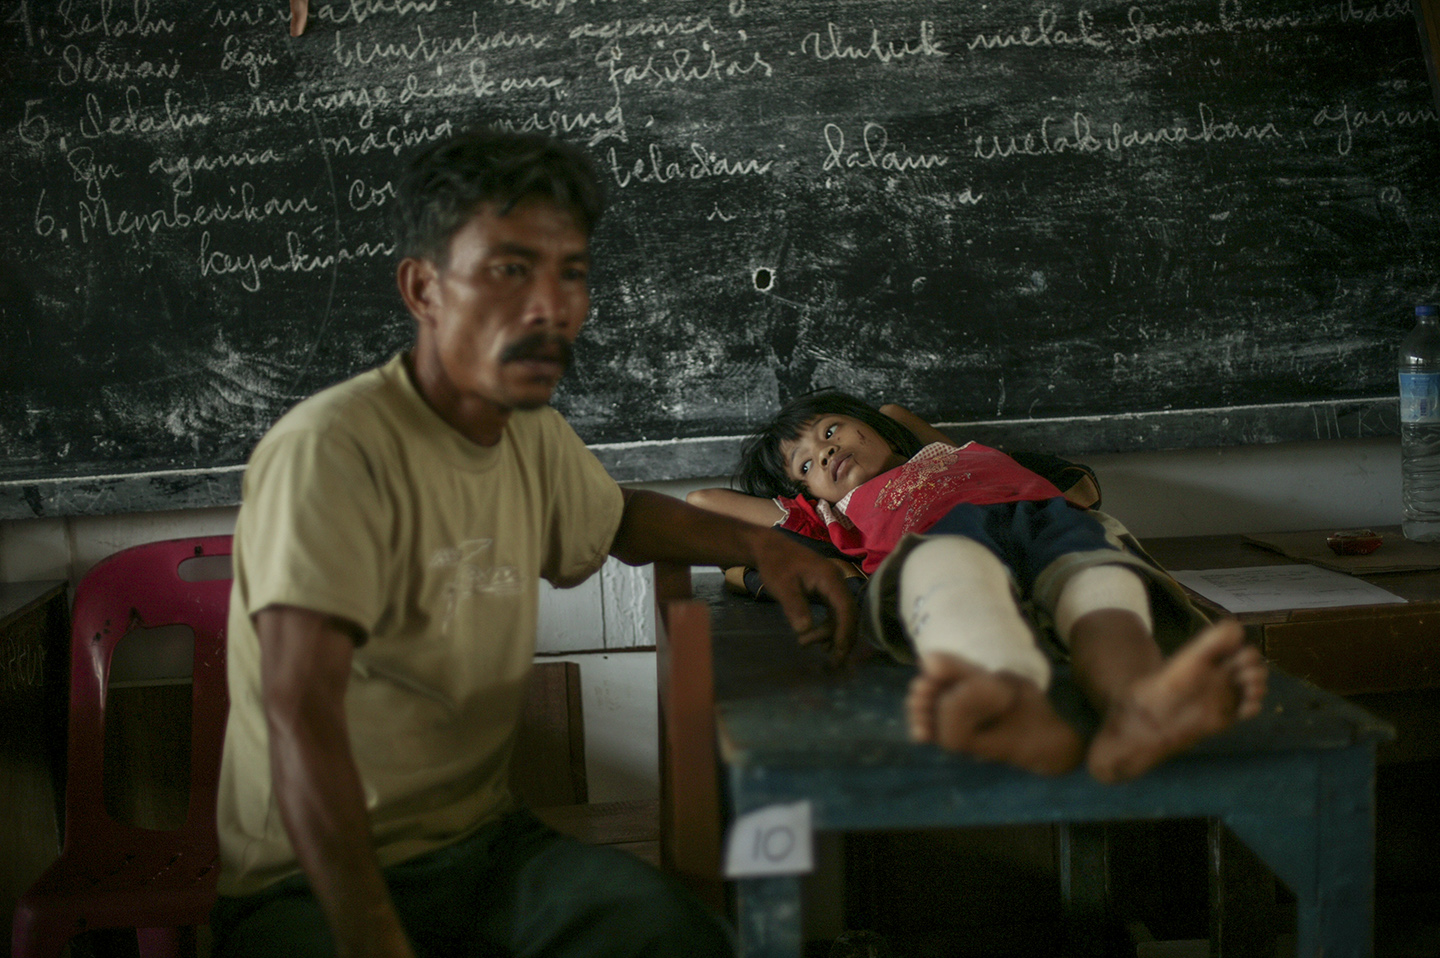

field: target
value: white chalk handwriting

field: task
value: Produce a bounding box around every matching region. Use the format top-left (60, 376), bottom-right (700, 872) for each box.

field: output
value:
top-left (214, 1), bottom-right (436, 29)
top-left (968, 9), bottom-right (1110, 52)
top-left (211, 5), bottom-right (281, 28)
top-left (801, 21), bottom-right (946, 61)
top-left (568, 16), bottom-right (718, 41)
top-left (58, 43), bottom-right (181, 85)
top-left (322, 118), bottom-right (456, 156)
top-left (497, 0), bottom-right (582, 15)
top-left (148, 148), bottom-right (286, 196)
top-left (490, 102), bottom-right (627, 147)
top-left (1313, 102), bottom-right (1439, 154)
top-left (220, 35), bottom-right (277, 90)
top-left (199, 230), bottom-right (394, 293)
top-left (823, 122), bottom-right (947, 173)
top-left (605, 142), bottom-right (774, 187)
top-left (248, 85), bottom-right (389, 129)
top-left (34, 188), bottom-right (55, 237)
top-left (461, 59), bottom-right (567, 101)
top-left (18, 100), bottom-right (49, 146)
top-left (79, 86), bottom-right (210, 139)
top-left (1118, 0), bottom-right (1403, 44)
top-left (67, 146), bottom-right (123, 200)
top-left (55, 0), bottom-right (175, 39)
top-left (974, 105), bottom-right (1282, 159)
top-left (332, 14), bottom-right (548, 67)
top-left (600, 40), bottom-right (772, 88)
top-left (1337, 0), bottom-right (1411, 24)
top-left (309, 0), bottom-right (438, 26)
top-left (77, 187), bottom-right (321, 243)
top-left (347, 176), bottom-right (397, 211)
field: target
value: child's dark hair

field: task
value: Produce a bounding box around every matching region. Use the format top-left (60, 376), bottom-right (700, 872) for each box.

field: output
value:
top-left (393, 129), bottom-right (605, 267)
top-left (734, 390), bottom-right (924, 499)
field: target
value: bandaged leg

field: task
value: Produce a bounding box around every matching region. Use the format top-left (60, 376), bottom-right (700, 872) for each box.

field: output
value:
top-left (1052, 565), bottom-right (1270, 783)
top-left (898, 536), bottom-right (1051, 690)
top-left (899, 536), bottom-right (1082, 774)
top-left (1053, 564), bottom-right (1152, 646)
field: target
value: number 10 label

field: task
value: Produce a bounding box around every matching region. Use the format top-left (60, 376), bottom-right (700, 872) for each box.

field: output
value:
top-left (723, 801), bottom-right (814, 878)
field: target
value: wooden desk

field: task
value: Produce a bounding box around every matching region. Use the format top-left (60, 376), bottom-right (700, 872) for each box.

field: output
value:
top-left (1140, 528), bottom-right (1440, 763)
top-left (655, 567), bottom-right (1393, 958)
top-left (1, 581), bottom-right (69, 958)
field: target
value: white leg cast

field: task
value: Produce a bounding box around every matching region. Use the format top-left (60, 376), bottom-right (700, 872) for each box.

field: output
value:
top-left (898, 536), bottom-right (1051, 690)
top-left (1053, 564), bottom-right (1153, 645)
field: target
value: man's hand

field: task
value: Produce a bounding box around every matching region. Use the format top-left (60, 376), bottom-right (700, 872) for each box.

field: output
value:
top-left (611, 489), bottom-right (858, 658)
top-left (744, 527), bottom-right (857, 660)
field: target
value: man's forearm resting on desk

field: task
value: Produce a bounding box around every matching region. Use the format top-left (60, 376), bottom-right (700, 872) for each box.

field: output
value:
top-left (257, 606), bottom-right (416, 958)
top-left (611, 488), bottom-right (857, 655)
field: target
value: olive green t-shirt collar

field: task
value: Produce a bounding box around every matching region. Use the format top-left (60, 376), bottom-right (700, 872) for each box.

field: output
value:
top-left (380, 352), bottom-right (519, 473)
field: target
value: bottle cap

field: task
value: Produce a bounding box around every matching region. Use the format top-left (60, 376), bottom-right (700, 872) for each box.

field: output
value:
top-left (1420, 304), bottom-right (1439, 317)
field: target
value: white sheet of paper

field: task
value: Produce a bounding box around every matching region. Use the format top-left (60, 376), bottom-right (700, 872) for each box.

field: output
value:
top-left (724, 801), bottom-right (813, 878)
top-left (1170, 565), bottom-right (1407, 614)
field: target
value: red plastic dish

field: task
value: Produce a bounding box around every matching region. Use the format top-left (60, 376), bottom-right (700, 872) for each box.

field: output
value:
top-left (1326, 530), bottom-right (1384, 555)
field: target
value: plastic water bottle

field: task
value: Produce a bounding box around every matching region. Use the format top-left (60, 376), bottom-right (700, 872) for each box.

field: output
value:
top-left (1399, 304), bottom-right (1440, 541)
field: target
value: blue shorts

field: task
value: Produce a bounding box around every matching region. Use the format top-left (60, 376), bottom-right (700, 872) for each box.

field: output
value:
top-left (923, 496), bottom-right (1121, 598)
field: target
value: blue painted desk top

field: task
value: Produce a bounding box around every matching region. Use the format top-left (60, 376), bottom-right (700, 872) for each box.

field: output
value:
top-left (693, 575), bottom-right (1395, 958)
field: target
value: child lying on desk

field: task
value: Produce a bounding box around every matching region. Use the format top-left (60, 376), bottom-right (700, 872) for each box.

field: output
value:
top-left (687, 392), bottom-right (1268, 782)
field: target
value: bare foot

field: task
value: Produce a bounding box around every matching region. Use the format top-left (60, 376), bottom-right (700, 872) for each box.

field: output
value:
top-left (908, 652), bottom-right (1085, 776)
top-left (1086, 620), bottom-right (1268, 783)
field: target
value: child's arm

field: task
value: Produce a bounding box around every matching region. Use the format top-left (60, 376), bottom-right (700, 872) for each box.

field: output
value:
top-left (685, 487), bottom-right (787, 527)
top-left (879, 403), bottom-right (956, 447)
top-left (688, 488), bottom-right (866, 598)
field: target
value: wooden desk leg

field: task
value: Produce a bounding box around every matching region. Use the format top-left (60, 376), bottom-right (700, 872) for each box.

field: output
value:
top-left (1209, 819), bottom-right (1277, 958)
top-left (653, 563), bottom-right (724, 912)
top-left (1224, 745), bottom-right (1378, 958)
top-left (1057, 822), bottom-right (1114, 958)
top-left (1297, 746), bottom-right (1377, 958)
top-left (735, 875), bottom-right (803, 958)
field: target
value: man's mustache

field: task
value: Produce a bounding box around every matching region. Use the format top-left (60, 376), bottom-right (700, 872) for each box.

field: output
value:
top-left (500, 333), bottom-right (573, 370)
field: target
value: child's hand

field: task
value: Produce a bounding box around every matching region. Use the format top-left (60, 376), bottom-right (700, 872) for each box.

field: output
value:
top-left (747, 529), bottom-right (859, 662)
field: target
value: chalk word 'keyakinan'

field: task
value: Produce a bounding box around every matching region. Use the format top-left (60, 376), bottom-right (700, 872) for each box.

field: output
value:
top-left (199, 231), bottom-right (394, 293)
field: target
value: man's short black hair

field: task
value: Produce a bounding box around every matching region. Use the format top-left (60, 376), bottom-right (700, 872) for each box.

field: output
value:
top-left (734, 390), bottom-right (924, 500)
top-left (393, 129), bottom-right (606, 267)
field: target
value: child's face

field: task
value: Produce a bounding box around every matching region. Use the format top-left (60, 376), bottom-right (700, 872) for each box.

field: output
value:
top-left (780, 415), bottom-right (908, 502)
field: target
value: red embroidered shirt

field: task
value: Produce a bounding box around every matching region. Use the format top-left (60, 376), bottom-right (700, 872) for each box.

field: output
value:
top-left (775, 442), bottom-right (1062, 574)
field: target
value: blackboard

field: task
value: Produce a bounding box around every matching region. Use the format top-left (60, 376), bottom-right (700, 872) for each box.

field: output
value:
top-left (3, 0), bottom-right (1439, 519)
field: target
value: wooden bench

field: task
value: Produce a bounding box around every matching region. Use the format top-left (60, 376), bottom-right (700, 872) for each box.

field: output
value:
top-left (514, 660), bottom-right (659, 867)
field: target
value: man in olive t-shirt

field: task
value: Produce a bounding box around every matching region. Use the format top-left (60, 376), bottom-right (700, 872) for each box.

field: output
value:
top-left (211, 130), bottom-right (857, 958)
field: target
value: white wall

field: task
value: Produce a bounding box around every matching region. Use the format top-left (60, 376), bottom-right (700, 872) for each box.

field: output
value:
top-left (0, 435), bottom-right (1405, 801)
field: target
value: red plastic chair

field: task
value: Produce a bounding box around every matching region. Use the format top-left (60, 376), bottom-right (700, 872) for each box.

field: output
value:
top-left (12, 536), bottom-right (233, 958)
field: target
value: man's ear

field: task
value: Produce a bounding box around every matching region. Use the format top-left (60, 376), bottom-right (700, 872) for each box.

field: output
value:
top-left (396, 257), bottom-right (439, 325)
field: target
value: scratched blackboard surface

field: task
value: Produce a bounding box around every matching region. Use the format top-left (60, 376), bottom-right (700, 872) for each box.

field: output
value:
top-left (2, 0), bottom-right (1439, 518)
